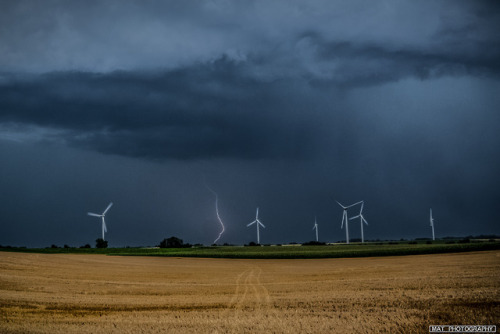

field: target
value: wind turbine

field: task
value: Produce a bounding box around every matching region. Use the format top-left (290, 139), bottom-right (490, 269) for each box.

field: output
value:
top-left (312, 216), bottom-right (319, 242)
top-left (349, 201), bottom-right (368, 243)
top-left (247, 207), bottom-right (265, 245)
top-left (430, 208), bottom-right (435, 241)
top-left (336, 200), bottom-right (363, 244)
top-left (87, 202), bottom-right (113, 240)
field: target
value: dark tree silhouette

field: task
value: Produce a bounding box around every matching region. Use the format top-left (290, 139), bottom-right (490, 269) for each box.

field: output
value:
top-left (96, 238), bottom-right (108, 248)
top-left (159, 236), bottom-right (191, 248)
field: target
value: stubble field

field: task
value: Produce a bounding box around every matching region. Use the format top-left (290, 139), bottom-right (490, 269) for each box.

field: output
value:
top-left (0, 251), bottom-right (498, 333)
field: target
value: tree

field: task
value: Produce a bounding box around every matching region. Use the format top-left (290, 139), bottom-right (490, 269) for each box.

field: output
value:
top-left (96, 238), bottom-right (108, 248)
top-left (159, 236), bottom-right (184, 248)
top-left (158, 236), bottom-right (192, 248)
top-left (302, 241), bottom-right (326, 246)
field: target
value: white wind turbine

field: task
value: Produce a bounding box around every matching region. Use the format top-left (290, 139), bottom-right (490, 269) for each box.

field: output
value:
top-left (247, 207), bottom-right (265, 245)
top-left (430, 208), bottom-right (435, 241)
top-left (87, 202), bottom-right (113, 240)
top-left (349, 201), bottom-right (368, 243)
top-left (313, 216), bottom-right (319, 242)
top-left (336, 200), bottom-right (363, 244)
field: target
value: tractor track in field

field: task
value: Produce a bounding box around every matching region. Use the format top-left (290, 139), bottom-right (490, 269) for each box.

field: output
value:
top-left (221, 265), bottom-right (281, 324)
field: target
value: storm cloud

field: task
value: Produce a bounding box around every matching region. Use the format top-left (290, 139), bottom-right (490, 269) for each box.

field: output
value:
top-left (1, 38), bottom-right (499, 161)
top-left (0, 0), bottom-right (499, 247)
top-left (0, 63), bottom-right (325, 159)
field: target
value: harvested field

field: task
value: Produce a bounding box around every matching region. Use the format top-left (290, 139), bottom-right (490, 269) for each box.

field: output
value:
top-left (0, 251), bottom-right (499, 333)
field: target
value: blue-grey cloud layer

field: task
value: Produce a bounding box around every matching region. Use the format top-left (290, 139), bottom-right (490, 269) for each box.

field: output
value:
top-left (1, 27), bottom-right (499, 161)
top-left (0, 0), bottom-right (499, 246)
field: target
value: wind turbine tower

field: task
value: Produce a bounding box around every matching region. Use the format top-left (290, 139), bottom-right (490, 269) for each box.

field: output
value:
top-left (336, 200), bottom-right (363, 244)
top-left (247, 207), bottom-right (265, 244)
top-left (430, 208), bottom-right (435, 241)
top-left (313, 217), bottom-right (319, 242)
top-left (350, 201), bottom-right (368, 243)
top-left (87, 202), bottom-right (113, 240)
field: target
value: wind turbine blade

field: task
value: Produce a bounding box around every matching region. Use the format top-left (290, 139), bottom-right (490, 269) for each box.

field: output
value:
top-left (247, 221), bottom-right (256, 227)
top-left (258, 221), bottom-right (265, 228)
top-left (345, 201), bottom-right (363, 209)
top-left (349, 215), bottom-right (360, 220)
top-left (87, 212), bottom-right (101, 217)
top-left (103, 202), bottom-right (113, 215)
top-left (335, 200), bottom-right (346, 209)
top-left (362, 216), bottom-right (368, 225)
top-left (103, 221), bottom-right (107, 233)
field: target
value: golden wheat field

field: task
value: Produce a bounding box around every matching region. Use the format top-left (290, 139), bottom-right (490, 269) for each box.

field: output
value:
top-left (0, 251), bottom-right (498, 333)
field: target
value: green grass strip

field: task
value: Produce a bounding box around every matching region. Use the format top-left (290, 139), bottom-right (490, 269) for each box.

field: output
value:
top-left (1, 241), bottom-right (499, 259)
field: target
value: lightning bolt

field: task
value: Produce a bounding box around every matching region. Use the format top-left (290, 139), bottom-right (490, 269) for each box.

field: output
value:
top-left (204, 182), bottom-right (225, 244)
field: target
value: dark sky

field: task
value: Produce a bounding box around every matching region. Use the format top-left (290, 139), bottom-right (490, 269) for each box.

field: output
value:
top-left (1, 0), bottom-right (499, 247)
